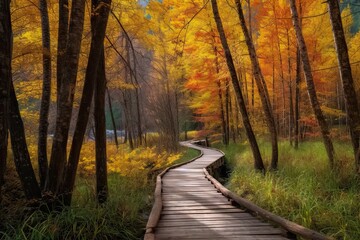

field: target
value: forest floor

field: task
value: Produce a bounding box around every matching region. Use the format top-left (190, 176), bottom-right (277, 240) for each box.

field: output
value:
top-left (217, 139), bottom-right (360, 240)
top-left (0, 145), bottom-right (199, 240)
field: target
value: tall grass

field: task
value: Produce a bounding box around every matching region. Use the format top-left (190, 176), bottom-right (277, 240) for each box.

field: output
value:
top-left (218, 140), bottom-right (360, 240)
top-left (1, 174), bottom-right (151, 240)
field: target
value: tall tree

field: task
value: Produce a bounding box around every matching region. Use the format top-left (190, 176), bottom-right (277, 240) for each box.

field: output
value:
top-left (327, 0), bottom-right (360, 173)
top-left (38, 0), bottom-right (52, 189)
top-left (61, 0), bottom-right (111, 206)
top-left (46, 0), bottom-right (86, 194)
top-left (94, 0), bottom-right (110, 204)
top-left (294, 1), bottom-right (303, 150)
top-left (211, 0), bottom-right (265, 172)
top-left (0, 0), bottom-right (41, 201)
top-left (0, 0), bottom-right (12, 201)
top-left (214, 46), bottom-right (228, 145)
top-left (95, 48), bottom-right (108, 204)
top-left (9, 83), bottom-right (42, 200)
top-left (294, 49), bottom-right (301, 149)
top-left (286, 28), bottom-right (295, 146)
top-left (271, 0), bottom-right (286, 136)
top-left (56, 0), bottom-right (69, 105)
top-left (107, 88), bottom-right (119, 147)
top-left (289, 0), bottom-right (335, 167)
top-left (234, 0), bottom-right (279, 170)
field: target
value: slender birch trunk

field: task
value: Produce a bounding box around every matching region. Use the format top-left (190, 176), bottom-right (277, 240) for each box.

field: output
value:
top-left (289, 0), bottom-right (335, 168)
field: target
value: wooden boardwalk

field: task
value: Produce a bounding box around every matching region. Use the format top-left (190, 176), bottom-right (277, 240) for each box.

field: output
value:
top-left (148, 142), bottom-right (288, 240)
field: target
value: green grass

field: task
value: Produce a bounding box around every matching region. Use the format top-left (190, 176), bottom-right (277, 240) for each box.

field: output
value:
top-left (217, 140), bottom-right (360, 240)
top-left (172, 147), bottom-right (200, 165)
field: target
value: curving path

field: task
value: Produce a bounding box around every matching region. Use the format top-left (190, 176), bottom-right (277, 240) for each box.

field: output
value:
top-left (151, 141), bottom-right (288, 240)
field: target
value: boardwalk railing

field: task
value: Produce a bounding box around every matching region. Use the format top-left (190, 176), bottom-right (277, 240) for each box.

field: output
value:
top-left (145, 140), bottom-right (332, 240)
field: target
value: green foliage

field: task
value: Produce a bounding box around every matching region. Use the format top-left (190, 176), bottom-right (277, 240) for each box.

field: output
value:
top-left (219, 140), bottom-right (360, 240)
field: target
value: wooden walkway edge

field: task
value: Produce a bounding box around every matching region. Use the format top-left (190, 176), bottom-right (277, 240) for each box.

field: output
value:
top-left (144, 141), bottom-right (332, 240)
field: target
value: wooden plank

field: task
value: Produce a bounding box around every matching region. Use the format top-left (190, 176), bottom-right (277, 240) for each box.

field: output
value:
top-left (162, 197), bottom-right (225, 202)
top-left (162, 182), bottom-right (211, 185)
top-left (156, 224), bottom-right (272, 230)
top-left (155, 235), bottom-right (287, 240)
top-left (155, 226), bottom-right (283, 235)
top-left (162, 177), bottom-right (205, 180)
top-left (163, 176), bottom-right (205, 178)
top-left (169, 169), bottom-right (204, 172)
top-left (160, 212), bottom-right (255, 220)
top-left (161, 208), bottom-right (245, 215)
top-left (163, 195), bottom-right (223, 198)
top-left (162, 178), bottom-right (207, 181)
top-left (161, 185), bottom-right (215, 188)
top-left (162, 202), bottom-right (231, 207)
top-left (161, 192), bottom-right (222, 196)
top-left (163, 205), bottom-right (235, 211)
top-left (162, 188), bottom-right (216, 192)
top-left (163, 182), bottom-right (213, 188)
top-left (157, 219), bottom-right (269, 227)
top-left (162, 188), bottom-right (216, 191)
top-left (162, 195), bottom-right (224, 199)
top-left (162, 190), bottom-right (217, 193)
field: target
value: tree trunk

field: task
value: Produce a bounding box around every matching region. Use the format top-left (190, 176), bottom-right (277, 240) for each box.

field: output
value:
top-left (289, 0), bottom-right (335, 168)
top-left (217, 80), bottom-right (227, 145)
top-left (135, 88), bottom-right (142, 145)
top-left (272, 0), bottom-right (286, 137)
top-left (214, 46), bottom-right (227, 145)
top-left (107, 87), bottom-right (119, 147)
top-left (124, 40), bottom-right (135, 149)
top-left (246, 0), bottom-right (255, 109)
top-left (174, 88), bottom-right (180, 142)
top-left (243, 65), bottom-right (249, 107)
top-left (0, 0), bottom-right (12, 202)
top-left (225, 79), bottom-right (230, 144)
top-left (286, 28), bottom-right (294, 146)
top-left (46, 0), bottom-right (86, 194)
top-left (9, 83), bottom-right (42, 200)
top-left (163, 52), bottom-right (177, 151)
top-left (95, 47), bottom-right (108, 204)
top-left (211, 0), bottom-right (265, 172)
top-left (123, 92), bottom-right (133, 149)
top-left (327, 0), bottom-right (360, 173)
top-left (38, 0), bottom-right (52, 190)
top-left (235, 0), bottom-right (278, 170)
top-left (294, 49), bottom-right (301, 149)
top-left (56, 0), bottom-right (69, 106)
top-left (230, 95), bottom-right (236, 143)
top-left (60, 0), bottom-right (111, 206)
top-left (126, 40), bottom-right (140, 147)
